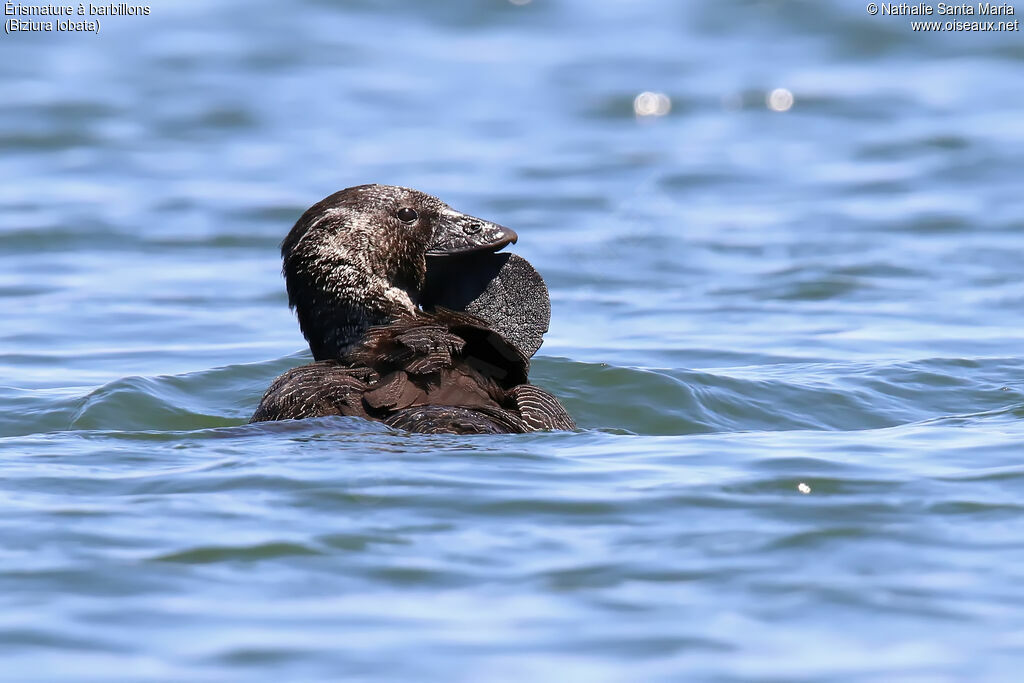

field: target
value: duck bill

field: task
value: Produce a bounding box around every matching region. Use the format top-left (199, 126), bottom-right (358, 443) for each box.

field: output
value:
top-left (426, 208), bottom-right (518, 257)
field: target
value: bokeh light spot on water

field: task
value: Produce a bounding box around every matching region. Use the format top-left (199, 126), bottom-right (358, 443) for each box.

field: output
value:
top-left (633, 91), bottom-right (672, 117)
top-left (767, 87), bottom-right (794, 112)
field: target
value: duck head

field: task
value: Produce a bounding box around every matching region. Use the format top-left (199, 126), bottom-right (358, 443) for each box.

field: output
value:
top-left (281, 184), bottom-right (517, 360)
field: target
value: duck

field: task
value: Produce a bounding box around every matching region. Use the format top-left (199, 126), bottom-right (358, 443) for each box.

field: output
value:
top-left (250, 184), bottom-right (575, 434)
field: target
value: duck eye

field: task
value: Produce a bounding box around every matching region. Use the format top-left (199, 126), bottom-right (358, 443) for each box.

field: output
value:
top-left (397, 207), bottom-right (418, 223)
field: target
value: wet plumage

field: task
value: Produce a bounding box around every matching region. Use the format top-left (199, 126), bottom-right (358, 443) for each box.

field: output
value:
top-left (250, 184), bottom-right (574, 434)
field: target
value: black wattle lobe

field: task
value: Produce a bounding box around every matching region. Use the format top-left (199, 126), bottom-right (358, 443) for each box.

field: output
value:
top-left (421, 252), bottom-right (551, 358)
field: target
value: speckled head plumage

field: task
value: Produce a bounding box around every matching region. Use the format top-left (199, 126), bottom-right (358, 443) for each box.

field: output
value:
top-left (281, 184), bottom-right (517, 360)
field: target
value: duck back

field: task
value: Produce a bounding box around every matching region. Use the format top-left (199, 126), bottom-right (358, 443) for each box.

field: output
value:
top-left (250, 310), bottom-right (574, 434)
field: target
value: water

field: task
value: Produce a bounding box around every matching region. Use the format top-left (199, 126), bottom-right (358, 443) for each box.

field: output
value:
top-left (3, 0), bottom-right (1024, 679)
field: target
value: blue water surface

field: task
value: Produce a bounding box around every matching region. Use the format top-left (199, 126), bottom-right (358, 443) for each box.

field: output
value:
top-left (3, 0), bottom-right (1024, 680)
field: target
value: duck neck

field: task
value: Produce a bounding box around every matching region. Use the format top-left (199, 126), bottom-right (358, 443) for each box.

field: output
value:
top-left (296, 279), bottom-right (416, 361)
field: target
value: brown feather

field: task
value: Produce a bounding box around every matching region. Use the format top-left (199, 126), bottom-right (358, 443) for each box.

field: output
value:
top-left (252, 313), bottom-right (574, 433)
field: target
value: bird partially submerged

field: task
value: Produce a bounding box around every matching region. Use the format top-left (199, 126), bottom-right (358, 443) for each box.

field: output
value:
top-left (250, 184), bottom-right (574, 434)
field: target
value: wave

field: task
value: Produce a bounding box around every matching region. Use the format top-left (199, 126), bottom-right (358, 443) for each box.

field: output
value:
top-left (4, 354), bottom-right (1021, 440)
